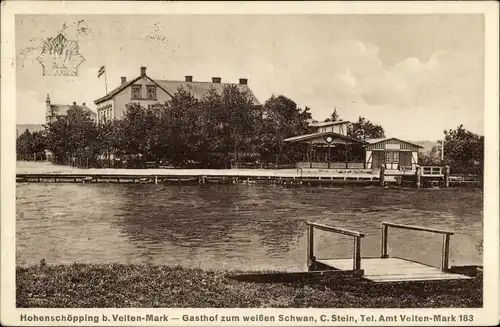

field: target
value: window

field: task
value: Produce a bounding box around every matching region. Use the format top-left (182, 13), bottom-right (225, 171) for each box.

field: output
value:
top-left (385, 151), bottom-right (399, 163)
top-left (146, 85), bottom-right (157, 100)
top-left (131, 85), bottom-right (142, 100)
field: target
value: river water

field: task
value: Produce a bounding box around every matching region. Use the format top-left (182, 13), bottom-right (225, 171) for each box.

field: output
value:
top-left (16, 183), bottom-right (483, 271)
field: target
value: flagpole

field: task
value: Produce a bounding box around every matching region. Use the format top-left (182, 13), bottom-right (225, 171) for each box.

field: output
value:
top-left (104, 67), bottom-right (108, 95)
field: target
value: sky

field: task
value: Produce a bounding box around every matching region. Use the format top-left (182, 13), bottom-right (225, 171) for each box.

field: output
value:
top-left (16, 14), bottom-right (484, 141)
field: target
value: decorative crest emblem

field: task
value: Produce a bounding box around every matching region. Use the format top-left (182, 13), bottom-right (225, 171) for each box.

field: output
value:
top-left (324, 136), bottom-right (334, 144)
top-left (37, 34), bottom-right (85, 76)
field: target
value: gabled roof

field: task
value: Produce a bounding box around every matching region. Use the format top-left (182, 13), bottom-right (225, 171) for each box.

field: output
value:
top-left (283, 131), bottom-right (366, 144)
top-left (155, 80), bottom-right (260, 105)
top-left (365, 138), bottom-right (386, 144)
top-left (48, 104), bottom-right (96, 118)
top-left (94, 75), bottom-right (174, 104)
top-left (310, 120), bottom-right (350, 127)
top-left (363, 137), bottom-right (423, 148)
top-left (94, 75), bottom-right (261, 105)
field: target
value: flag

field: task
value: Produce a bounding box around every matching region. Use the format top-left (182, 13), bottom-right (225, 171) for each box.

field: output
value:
top-left (98, 65), bottom-right (105, 78)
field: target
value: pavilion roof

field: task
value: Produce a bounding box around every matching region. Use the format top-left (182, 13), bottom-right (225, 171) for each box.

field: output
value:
top-left (283, 131), bottom-right (366, 144)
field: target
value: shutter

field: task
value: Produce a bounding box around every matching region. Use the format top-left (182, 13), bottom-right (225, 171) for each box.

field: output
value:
top-left (372, 151), bottom-right (380, 168)
top-left (400, 152), bottom-right (412, 169)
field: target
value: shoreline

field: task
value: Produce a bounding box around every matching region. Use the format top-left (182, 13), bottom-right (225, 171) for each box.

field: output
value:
top-left (16, 263), bottom-right (482, 308)
top-left (15, 162), bottom-right (482, 187)
top-left (16, 162), bottom-right (378, 178)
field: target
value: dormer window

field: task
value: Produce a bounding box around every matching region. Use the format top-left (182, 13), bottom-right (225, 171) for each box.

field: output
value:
top-left (131, 85), bottom-right (142, 100)
top-left (146, 85), bottom-right (157, 100)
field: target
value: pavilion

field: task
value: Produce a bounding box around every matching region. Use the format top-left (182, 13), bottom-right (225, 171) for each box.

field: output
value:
top-left (283, 121), bottom-right (423, 171)
top-left (283, 121), bottom-right (367, 169)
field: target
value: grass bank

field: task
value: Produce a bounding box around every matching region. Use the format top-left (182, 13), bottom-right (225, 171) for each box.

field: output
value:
top-left (17, 264), bottom-right (482, 308)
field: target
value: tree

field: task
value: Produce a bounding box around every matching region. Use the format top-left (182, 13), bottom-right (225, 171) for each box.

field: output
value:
top-left (45, 105), bottom-right (98, 166)
top-left (16, 129), bottom-right (33, 160)
top-left (323, 107), bottom-right (339, 122)
top-left (443, 125), bottom-right (483, 175)
top-left (418, 145), bottom-right (441, 166)
top-left (31, 131), bottom-right (47, 160)
top-left (118, 103), bottom-right (160, 165)
top-left (200, 87), bottom-right (223, 155)
top-left (96, 120), bottom-right (123, 167)
top-left (348, 116), bottom-right (385, 140)
top-left (200, 85), bottom-right (257, 168)
top-left (163, 87), bottom-right (205, 165)
top-left (259, 95), bottom-right (313, 166)
top-left (220, 85), bottom-right (257, 167)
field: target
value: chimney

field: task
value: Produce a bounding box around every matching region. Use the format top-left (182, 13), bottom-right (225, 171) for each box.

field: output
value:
top-left (140, 66), bottom-right (146, 77)
top-left (73, 101), bottom-right (76, 105)
top-left (185, 75), bottom-right (193, 82)
top-left (212, 77), bottom-right (221, 83)
top-left (121, 77), bottom-right (127, 85)
top-left (239, 78), bottom-right (248, 85)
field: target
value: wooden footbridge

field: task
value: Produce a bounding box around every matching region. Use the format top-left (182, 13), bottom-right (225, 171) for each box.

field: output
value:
top-left (231, 221), bottom-right (479, 285)
top-left (307, 222), bottom-right (473, 283)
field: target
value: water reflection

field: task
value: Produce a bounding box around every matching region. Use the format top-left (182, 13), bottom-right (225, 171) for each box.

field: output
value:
top-left (16, 184), bottom-right (483, 271)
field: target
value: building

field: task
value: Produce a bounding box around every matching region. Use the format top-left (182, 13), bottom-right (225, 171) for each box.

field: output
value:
top-left (16, 124), bottom-right (45, 139)
top-left (46, 94), bottom-right (97, 124)
top-left (283, 120), bottom-right (367, 169)
top-left (284, 121), bottom-right (423, 171)
top-left (94, 66), bottom-right (261, 124)
top-left (364, 138), bottom-right (422, 171)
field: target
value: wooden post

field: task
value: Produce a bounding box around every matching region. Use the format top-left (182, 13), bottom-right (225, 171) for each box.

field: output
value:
top-left (379, 165), bottom-right (385, 187)
top-left (309, 141), bottom-right (313, 169)
top-left (381, 224), bottom-right (389, 258)
top-left (415, 166), bottom-right (422, 188)
top-left (307, 225), bottom-right (315, 270)
top-left (442, 234), bottom-right (451, 272)
top-left (327, 144), bottom-right (331, 169)
top-left (353, 236), bottom-right (361, 270)
top-left (444, 165), bottom-right (450, 188)
top-left (345, 141), bottom-right (348, 169)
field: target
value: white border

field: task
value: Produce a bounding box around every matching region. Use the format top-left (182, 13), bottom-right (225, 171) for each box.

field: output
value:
top-left (2, 1), bottom-right (499, 326)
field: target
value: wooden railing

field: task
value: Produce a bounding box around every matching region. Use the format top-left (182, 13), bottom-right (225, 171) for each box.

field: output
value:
top-left (306, 222), bottom-right (365, 270)
top-left (296, 162), bottom-right (365, 169)
top-left (421, 166), bottom-right (444, 176)
top-left (381, 222), bottom-right (454, 272)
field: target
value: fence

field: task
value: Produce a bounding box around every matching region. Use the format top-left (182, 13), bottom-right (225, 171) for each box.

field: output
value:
top-left (381, 222), bottom-right (454, 272)
top-left (306, 222), bottom-right (365, 271)
top-left (421, 166), bottom-right (444, 176)
top-left (296, 162), bottom-right (365, 169)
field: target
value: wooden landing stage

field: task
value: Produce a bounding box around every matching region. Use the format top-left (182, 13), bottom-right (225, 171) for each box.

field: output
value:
top-left (316, 258), bottom-right (471, 283)
top-left (307, 222), bottom-right (473, 283)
